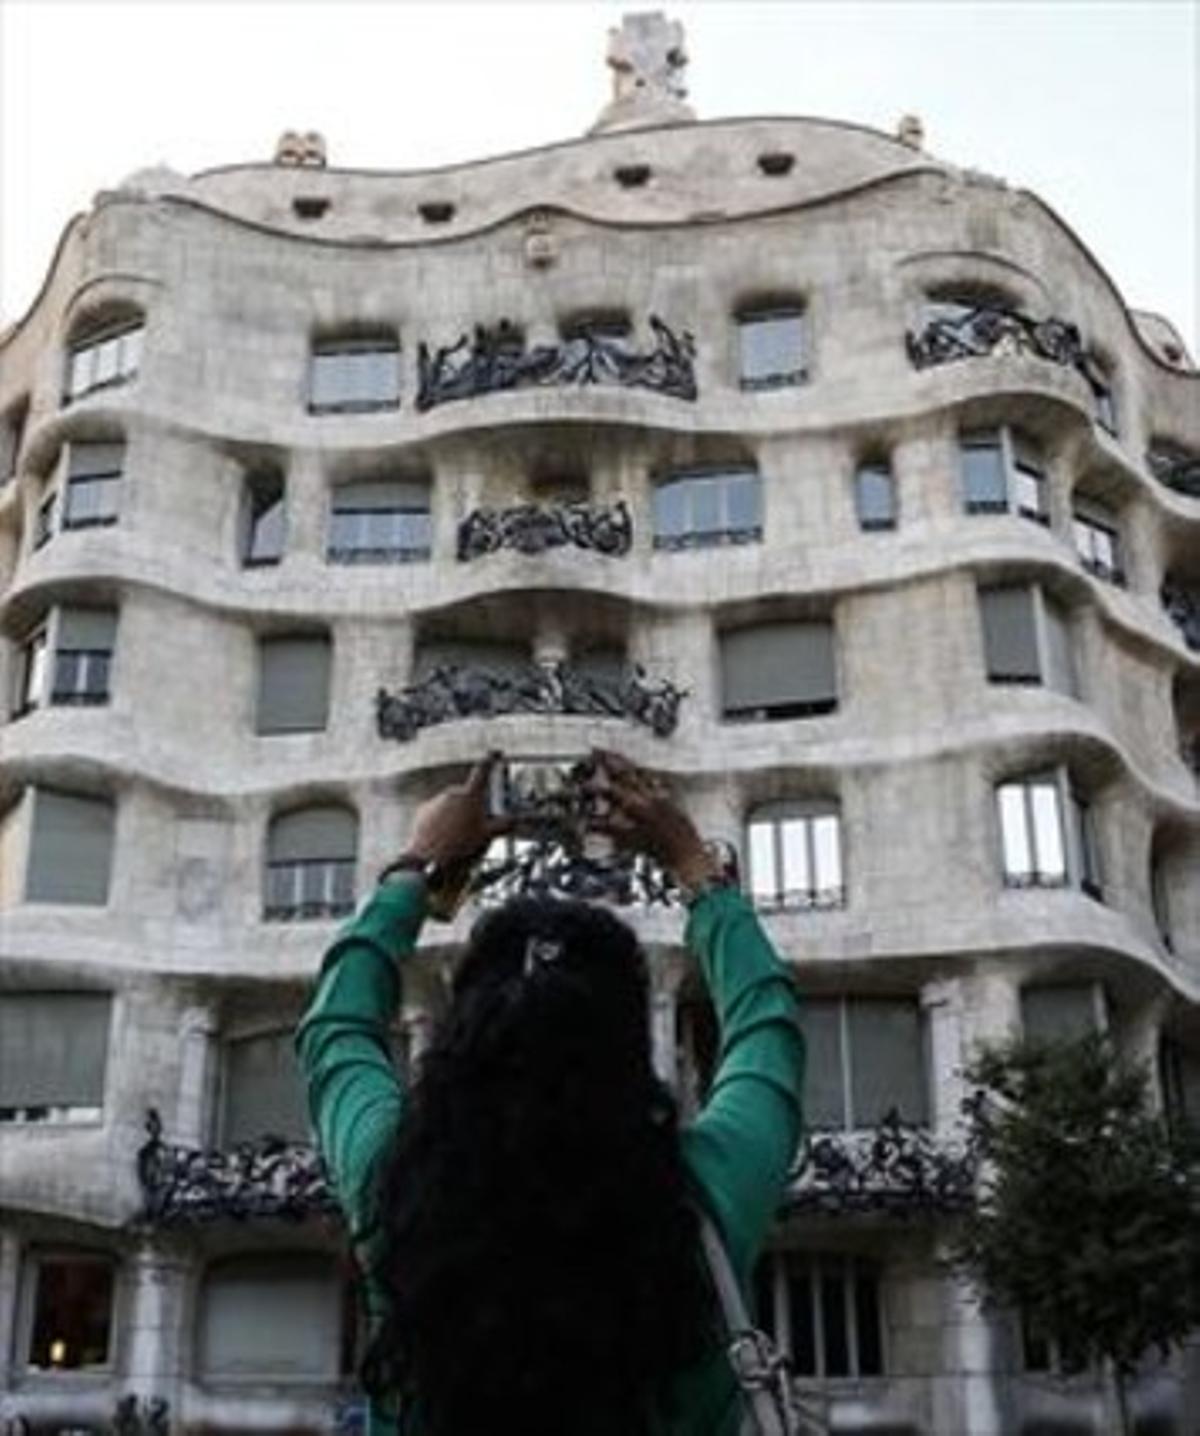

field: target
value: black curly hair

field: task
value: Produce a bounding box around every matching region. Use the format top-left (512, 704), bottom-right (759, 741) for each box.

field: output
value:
top-left (360, 897), bottom-right (716, 1436)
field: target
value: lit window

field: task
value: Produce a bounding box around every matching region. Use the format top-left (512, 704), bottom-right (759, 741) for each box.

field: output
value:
top-left (756, 1252), bottom-right (884, 1378)
top-left (997, 770), bottom-right (1101, 898)
top-left (746, 801), bottom-right (844, 911)
top-left (1072, 496), bottom-right (1125, 585)
top-left (256, 634), bottom-right (331, 734)
top-left (960, 427), bottom-right (1048, 523)
top-left (264, 806), bottom-right (357, 921)
top-left (13, 623), bottom-right (49, 717)
top-left (309, 334), bottom-right (400, 413)
top-left (977, 583), bottom-right (1076, 695)
top-left (25, 1251), bottom-right (116, 1370)
top-left (652, 469), bottom-right (762, 551)
top-left (720, 620), bottom-right (837, 721)
top-left (51, 608), bottom-right (117, 706)
top-left (327, 480), bottom-right (431, 564)
top-left (802, 997), bottom-right (928, 1130)
top-left (63, 442), bottom-right (124, 529)
top-left (64, 319), bottom-right (143, 404)
top-left (0, 993), bottom-right (110, 1123)
top-left (737, 308), bottom-right (806, 391)
top-left (241, 471), bottom-right (286, 567)
top-left (854, 461), bottom-right (896, 531)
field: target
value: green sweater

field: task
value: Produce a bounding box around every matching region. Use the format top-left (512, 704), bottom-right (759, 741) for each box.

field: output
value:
top-left (296, 878), bottom-right (804, 1436)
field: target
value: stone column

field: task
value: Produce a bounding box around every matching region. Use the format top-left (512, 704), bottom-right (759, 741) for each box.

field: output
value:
top-left (173, 1003), bottom-right (219, 1148)
top-left (283, 450), bottom-right (328, 563)
top-left (121, 1242), bottom-right (189, 1420)
top-left (0, 1228), bottom-right (21, 1389)
top-left (1122, 991), bottom-right (1170, 1109)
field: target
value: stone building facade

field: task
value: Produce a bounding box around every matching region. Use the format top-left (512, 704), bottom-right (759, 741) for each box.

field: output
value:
top-left (1, 14), bottom-right (1198, 1435)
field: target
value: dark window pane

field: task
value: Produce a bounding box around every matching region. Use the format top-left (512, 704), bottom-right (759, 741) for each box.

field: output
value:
top-left (753, 1259), bottom-right (776, 1337)
top-left (961, 436), bottom-right (1006, 511)
top-left (820, 1268), bottom-right (850, 1377)
top-left (854, 1265), bottom-right (884, 1376)
top-left (785, 1262), bottom-right (816, 1376)
top-left (28, 1258), bottom-right (114, 1369)
top-left (245, 476), bottom-right (286, 565)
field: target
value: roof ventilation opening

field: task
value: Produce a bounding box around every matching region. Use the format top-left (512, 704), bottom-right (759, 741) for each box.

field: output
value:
top-left (293, 196), bottom-right (331, 220)
top-left (419, 201), bottom-right (456, 224)
top-left (614, 163), bottom-right (652, 189)
top-left (757, 152), bottom-right (795, 177)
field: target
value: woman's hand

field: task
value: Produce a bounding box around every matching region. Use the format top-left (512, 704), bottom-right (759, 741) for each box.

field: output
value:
top-left (400, 753), bottom-right (509, 870)
top-left (591, 749), bottom-right (721, 889)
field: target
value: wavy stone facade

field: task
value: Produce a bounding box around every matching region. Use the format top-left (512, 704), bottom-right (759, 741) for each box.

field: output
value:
top-left (1, 33), bottom-right (1198, 1436)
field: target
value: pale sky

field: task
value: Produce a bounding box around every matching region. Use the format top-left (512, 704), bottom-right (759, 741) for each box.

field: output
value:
top-left (1, 0), bottom-right (1197, 352)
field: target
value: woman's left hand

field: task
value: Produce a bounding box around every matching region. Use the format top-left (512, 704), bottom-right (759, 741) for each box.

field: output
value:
top-left (400, 752), bottom-right (509, 870)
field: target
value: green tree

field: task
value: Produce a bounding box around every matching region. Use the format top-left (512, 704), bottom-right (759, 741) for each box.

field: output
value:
top-left (952, 1034), bottom-right (1200, 1435)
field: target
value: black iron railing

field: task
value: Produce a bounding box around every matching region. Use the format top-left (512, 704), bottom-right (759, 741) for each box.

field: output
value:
top-left (457, 500), bottom-right (632, 561)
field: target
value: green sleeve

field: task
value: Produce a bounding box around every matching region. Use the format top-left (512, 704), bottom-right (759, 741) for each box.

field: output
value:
top-left (295, 875), bottom-right (427, 1244)
top-left (679, 887), bottom-right (805, 1281)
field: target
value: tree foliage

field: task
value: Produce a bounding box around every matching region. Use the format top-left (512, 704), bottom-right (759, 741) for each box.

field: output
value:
top-left (952, 1034), bottom-right (1200, 1382)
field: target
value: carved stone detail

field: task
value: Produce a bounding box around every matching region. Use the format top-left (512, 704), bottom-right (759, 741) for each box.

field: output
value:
top-left (416, 315), bottom-right (696, 411)
top-left (273, 130), bottom-right (327, 167)
top-left (457, 500), bottom-right (632, 561)
top-left (112, 1395), bottom-right (171, 1435)
top-left (1147, 442), bottom-right (1200, 499)
top-left (377, 660), bottom-right (686, 741)
top-left (1161, 581), bottom-right (1200, 652)
top-left (592, 12), bottom-right (695, 134)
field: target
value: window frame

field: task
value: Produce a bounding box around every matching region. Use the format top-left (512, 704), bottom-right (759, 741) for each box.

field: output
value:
top-left (719, 619), bottom-right (839, 723)
top-left (63, 318), bottom-right (144, 406)
top-left (62, 442), bottom-right (125, 531)
top-left (21, 1248), bottom-right (118, 1374)
top-left (803, 995), bottom-right (930, 1132)
top-left (13, 621), bottom-right (49, 718)
top-left (263, 805), bottom-right (358, 922)
top-left (745, 800), bottom-right (845, 912)
top-left (1071, 497), bottom-right (1125, 586)
top-left (853, 460), bottom-right (897, 532)
top-left (0, 991), bottom-right (111, 1125)
top-left (960, 426), bottom-right (1050, 524)
top-left (736, 306), bottom-right (808, 392)
top-left (977, 581), bottom-right (1077, 696)
top-left (652, 466), bottom-right (763, 552)
top-left (308, 334), bottom-right (401, 415)
top-left (326, 482), bottom-right (432, 565)
top-left (757, 1251), bottom-right (885, 1380)
top-left (996, 767), bottom-right (1102, 899)
top-left (242, 471), bottom-right (287, 568)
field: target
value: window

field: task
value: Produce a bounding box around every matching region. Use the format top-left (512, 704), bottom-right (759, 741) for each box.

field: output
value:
top-left (1088, 360), bottom-right (1118, 435)
top-left (756, 1252), bottom-right (884, 1378)
top-left (978, 583), bottom-right (1076, 695)
top-left (264, 806), bottom-right (356, 921)
top-left (921, 285), bottom-right (1013, 328)
top-left (197, 1255), bottom-right (344, 1381)
top-left (2, 397), bottom-right (28, 481)
top-left (996, 770), bottom-right (1102, 898)
top-left (309, 334), bottom-right (400, 413)
top-left (746, 801), bottom-right (844, 911)
top-left (803, 997), bottom-right (928, 1130)
top-left (1020, 983), bottom-right (1105, 1045)
top-left (13, 623), bottom-right (49, 716)
top-left (64, 318), bottom-right (143, 404)
top-left (960, 427), bottom-right (1048, 523)
top-left (1021, 1312), bottom-right (1087, 1376)
top-left (256, 634), bottom-right (331, 734)
top-left (34, 488), bottom-right (56, 550)
top-left (63, 441), bottom-right (124, 528)
top-left (51, 608), bottom-right (117, 706)
top-left (25, 788), bottom-right (115, 905)
top-left (854, 461), bottom-right (896, 531)
top-left (1161, 1038), bottom-right (1200, 1134)
top-left (653, 468), bottom-right (762, 550)
top-left (0, 993), bottom-right (110, 1122)
top-left (720, 620), bottom-right (837, 721)
top-left (25, 1251), bottom-right (116, 1370)
top-left (737, 308), bottom-right (806, 390)
top-left (241, 471), bottom-right (286, 567)
top-left (222, 1031), bottom-right (309, 1146)
top-left (327, 479), bottom-right (432, 564)
top-left (1072, 496), bottom-right (1125, 585)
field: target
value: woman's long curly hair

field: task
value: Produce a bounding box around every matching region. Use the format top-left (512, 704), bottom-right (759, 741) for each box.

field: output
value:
top-left (361, 897), bottom-right (715, 1436)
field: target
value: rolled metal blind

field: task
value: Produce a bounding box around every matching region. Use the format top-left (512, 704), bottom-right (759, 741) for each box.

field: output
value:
top-left (257, 635), bottom-right (331, 733)
top-left (848, 1000), bottom-right (927, 1126)
top-left (0, 992), bottom-right (111, 1108)
top-left (802, 1000), bottom-right (845, 1129)
top-left (222, 1031), bottom-right (310, 1145)
top-left (1042, 595), bottom-right (1076, 696)
top-left (26, 788), bottom-right (115, 905)
top-left (68, 441), bottom-right (124, 478)
top-left (1021, 984), bottom-right (1100, 1043)
top-left (198, 1256), bottom-right (341, 1379)
top-left (720, 621), bottom-right (836, 714)
top-left (979, 585), bottom-right (1039, 681)
top-left (57, 607), bottom-right (117, 651)
top-left (332, 479), bottom-right (428, 511)
top-left (269, 806), bottom-right (356, 863)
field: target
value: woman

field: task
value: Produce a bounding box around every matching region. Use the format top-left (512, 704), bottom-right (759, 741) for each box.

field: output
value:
top-left (296, 753), bottom-right (805, 1436)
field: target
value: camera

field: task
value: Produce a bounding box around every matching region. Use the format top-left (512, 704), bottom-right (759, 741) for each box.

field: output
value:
top-left (485, 755), bottom-right (611, 835)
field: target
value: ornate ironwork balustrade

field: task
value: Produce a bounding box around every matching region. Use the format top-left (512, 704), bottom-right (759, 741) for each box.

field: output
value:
top-left (457, 499), bottom-right (633, 561)
top-left (1162, 581), bottom-right (1200, 652)
top-left (1147, 442), bottom-right (1200, 500)
top-left (136, 1109), bottom-right (335, 1226)
top-left (905, 303), bottom-right (1110, 399)
top-left (416, 315), bottom-right (697, 411)
top-left (788, 1110), bottom-right (977, 1217)
top-left (377, 660), bottom-right (686, 741)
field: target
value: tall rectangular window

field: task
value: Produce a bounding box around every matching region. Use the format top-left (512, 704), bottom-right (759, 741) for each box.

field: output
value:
top-left (222, 1031), bottom-right (310, 1146)
top-left (25, 788), bottom-right (115, 906)
top-left (960, 431), bottom-right (1008, 513)
top-left (256, 635), bottom-right (331, 734)
top-left (265, 806), bottom-right (357, 921)
top-left (746, 802), bottom-right (844, 911)
top-left (327, 480), bottom-right (432, 564)
top-left (63, 441), bottom-right (124, 529)
top-left (242, 471), bottom-right (286, 567)
top-left (309, 335), bottom-right (400, 413)
top-left (737, 309), bottom-right (806, 390)
top-left (13, 623), bottom-right (49, 716)
top-left (64, 321), bottom-right (143, 404)
top-left (720, 620), bottom-right (837, 721)
top-left (34, 489), bottom-right (56, 549)
top-left (1020, 983), bottom-right (1104, 1045)
top-left (997, 770), bottom-right (1099, 897)
top-left (854, 462), bottom-right (897, 531)
top-left (802, 997), bottom-right (927, 1130)
top-left (1072, 497), bottom-right (1124, 585)
top-left (198, 1256), bottom-right (343, 1380)
top-left (0, 993), bottom-right (111, 1121)
top-left (51, 608), bottom-right (117, 706)
top-left (652, 469), bottom-right (762, 551)
top-left (1011, 433), bottom-right (1049, 524)
top-left (756, 1252), bottom-right (884, 1379)
top-left (25, 1252), bottom-right (116, 1370)
top-left (978, 584), bottom-right (1075, 696)
top-left (960, 427), bottom-right (1047, 522)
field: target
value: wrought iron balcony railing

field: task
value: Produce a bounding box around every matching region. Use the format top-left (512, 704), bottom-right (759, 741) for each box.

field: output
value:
top-left (377, 660), bottom-right (686, 741)
top-left (457, 499), bottom-right (633, 561)
top-left (416, 314), bottom-right (697, 411)
top-left (1162, 581), bottom-right (1200, 652)
top-left (1147, 442), bottom-right (1200, 499)
top-left (905, 302), bottom-right (1110, 400)
top-left (789, 1111), bottom-right (977, 1217)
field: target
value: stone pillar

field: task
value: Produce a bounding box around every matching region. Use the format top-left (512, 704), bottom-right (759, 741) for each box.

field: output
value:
top-left (173, 1003), bottom-right (219, 1148)
top-left (1122, 991), bottom-right (1170, 1109)
top-left (284, 450), bottom-right (328, 562)
top-left (0, 1228), bottom-right (21, 1388)
top-left (121, 1242), bottom-right (189, 1417)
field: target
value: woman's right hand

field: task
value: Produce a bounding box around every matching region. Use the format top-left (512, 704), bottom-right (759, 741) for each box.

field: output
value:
top-left (591, 750), bottom-right (721, 890)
